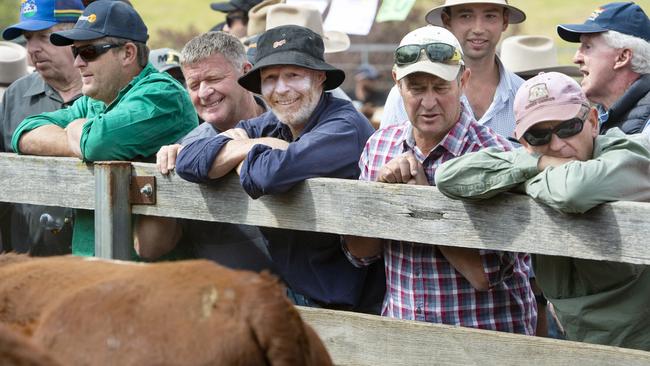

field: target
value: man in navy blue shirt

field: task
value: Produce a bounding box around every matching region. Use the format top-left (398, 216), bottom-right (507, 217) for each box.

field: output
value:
top-left (176, 25), bottom-right (384, 312)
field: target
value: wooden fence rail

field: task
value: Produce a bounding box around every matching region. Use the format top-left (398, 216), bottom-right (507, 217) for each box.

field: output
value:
top-left (1, 153), bottom-right (649, 365)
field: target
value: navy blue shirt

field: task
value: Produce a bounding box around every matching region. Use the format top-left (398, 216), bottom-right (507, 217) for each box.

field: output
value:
top-left (176, 93), bottom-right (385, 310)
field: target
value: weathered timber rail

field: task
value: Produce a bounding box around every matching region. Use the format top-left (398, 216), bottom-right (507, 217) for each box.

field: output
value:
top-left (0, 152), bottom-right (649, 365)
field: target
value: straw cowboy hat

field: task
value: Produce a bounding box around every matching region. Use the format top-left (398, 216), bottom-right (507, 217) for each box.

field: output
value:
top-left (425, 0), bottom-right (526, 26)
top-left (0, 41), bottom-right (29, 85)
top-left (500, 35), bottom-right (581, 79)
top-left (247, 0), bottom-right (284, 37)
top-left (265, 4), bottom-right (350, 53)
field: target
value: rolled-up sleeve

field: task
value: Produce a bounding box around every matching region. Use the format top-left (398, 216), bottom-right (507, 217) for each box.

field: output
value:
top-left (176, 134), bottom-right (233, 183)
top-left (239, 120), bottom-right (364, 199)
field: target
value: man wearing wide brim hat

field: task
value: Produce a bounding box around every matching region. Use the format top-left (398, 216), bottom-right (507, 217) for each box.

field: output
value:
top-left (176, 25), bottom-right (384, 312)
top-left (556, 1), bottom-right (650, 136)
top-left (380, 0), bottom-right (527, 141)
top-left (500, 35), bottom-right (581, 79)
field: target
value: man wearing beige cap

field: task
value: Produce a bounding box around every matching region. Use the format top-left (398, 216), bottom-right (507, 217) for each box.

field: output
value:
top-left (435, 72), bottom-right (650, 350)
top-left (381, 0), bottom-right (525, 139)
top-left (344, 26), bottom-right (536, 334)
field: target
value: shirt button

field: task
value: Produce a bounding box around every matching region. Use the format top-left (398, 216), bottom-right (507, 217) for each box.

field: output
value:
top-left (416, 306), bottom-right (422, 314)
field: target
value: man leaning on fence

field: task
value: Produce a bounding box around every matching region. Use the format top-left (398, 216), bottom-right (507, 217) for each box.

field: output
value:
top-left (557, 2), bottom-right (650, 135)
top-left (10, 1), bottom-right (198, 257)
top-left (343, 26), bottom-right (536, 334)
top-left (0, 0), bottom-right (85, 256)
top-left (135, 31), bottom-right (274, 272)
top-left (175, 25), bottom-right (385, 313)
top-left (435, 71), bottom-right (650, 350)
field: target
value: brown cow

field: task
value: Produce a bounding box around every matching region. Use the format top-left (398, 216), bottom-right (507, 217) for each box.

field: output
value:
top-left (0, 322), bottom-right (64, 366)
top-left (0, 254), bottom-right (333, 366)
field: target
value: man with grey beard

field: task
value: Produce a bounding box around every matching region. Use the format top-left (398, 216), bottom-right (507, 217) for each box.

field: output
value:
top-left (175, 25), bottom-right (385, 313)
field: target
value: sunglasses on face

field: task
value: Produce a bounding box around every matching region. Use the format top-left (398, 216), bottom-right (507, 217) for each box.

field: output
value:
top-left (522, 117), bottom-right (586, 146)
top-left (71, 43), bottom-right (124, 62)
top-left (394, 43), bottom-right (463, 66)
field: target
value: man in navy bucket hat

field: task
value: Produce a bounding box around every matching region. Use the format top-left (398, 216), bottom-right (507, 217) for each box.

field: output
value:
top-left (11, 0), bottom-right (198, 259)
top-left (557, 2), bottom-right (650, 135)
top-left (0, 0), bottom-right (84, 257)
top-left (176, 25), bottom-right (385, 313)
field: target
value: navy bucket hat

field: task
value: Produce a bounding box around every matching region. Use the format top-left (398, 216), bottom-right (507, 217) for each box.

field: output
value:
top-left (50, 0), bottom-right (148, 46)
top-left (2, 0), bottom-right (84, 41)
top-left (238, 25), bottom-right (345, 94)
top-left (557, 2), bottom-right (650, 43)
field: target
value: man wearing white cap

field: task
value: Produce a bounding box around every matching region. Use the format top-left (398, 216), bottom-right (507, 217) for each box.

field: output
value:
top-left (381, 0), bottom-right (526, 140)
top-left (435, 72), bottom-right (650, 349)
top-left (0, 0), bottom-right (85, 255)
top-left (344, 26), bottom-right (536, 334)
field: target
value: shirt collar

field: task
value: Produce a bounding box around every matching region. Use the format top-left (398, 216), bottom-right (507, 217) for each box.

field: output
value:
top-left (402, 103), bottom-right (473, 159)
top-left (23, 73), bottom-right (49, 97)
top-left (107, 63), bottom-right (157, 108)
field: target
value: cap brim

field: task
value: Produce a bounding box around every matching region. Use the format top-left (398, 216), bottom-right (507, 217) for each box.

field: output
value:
top-left (557, 24), bottom-right (607, 43)
top-left (2, 20), bottom-right (58, 40)
top-left (238, 50), bottom-right (345, 94)
top-left (50, 28), bottom-right (107, 46)
top-left (211, 2), bottom-right (237, 12)
top-left (425, 3), bottom-right (526, 26)
top-left (516, 65), bottom-right (582, 79)
top-left (395, 60), bottom-right (461, 82)
top-left (514, 102), bottom-right (583, 139)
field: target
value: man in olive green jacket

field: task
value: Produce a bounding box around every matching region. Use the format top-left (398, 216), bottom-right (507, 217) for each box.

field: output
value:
top-left (435, 72), bottom-right (650, 350)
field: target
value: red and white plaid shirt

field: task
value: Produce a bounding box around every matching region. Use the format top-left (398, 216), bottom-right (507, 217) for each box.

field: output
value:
top-left (345, 104), bottom-right (537, 335)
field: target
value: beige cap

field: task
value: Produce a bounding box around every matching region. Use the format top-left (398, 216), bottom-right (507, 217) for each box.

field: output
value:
top-left (500, 35), bottom-right (580, 78)
top-left (265, 4), bottom-right (350, 53)
top-left (0, 41), bottom-right (29, 85)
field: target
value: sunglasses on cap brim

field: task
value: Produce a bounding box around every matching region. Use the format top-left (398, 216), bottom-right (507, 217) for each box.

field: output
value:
top-left (394, 43), bottom-right (462, 66)
top-left (522, 107), bottom-right (590, 146)
top-left (71, 43), bottom-right (125, 62)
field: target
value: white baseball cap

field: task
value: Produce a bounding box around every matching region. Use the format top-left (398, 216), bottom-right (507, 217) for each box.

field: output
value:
top-left (394, 26), bottom-right (464, 82)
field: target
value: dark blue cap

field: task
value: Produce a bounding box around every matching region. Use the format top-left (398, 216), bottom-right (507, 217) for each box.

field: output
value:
top-left (50, 0), bottom-right (148, 46)
top-left (557, 2), bottom-right (650, 43)
top-left (211, 0), bottom-right (261, 13)
top-left (2, 0), bottom-right (85, 41)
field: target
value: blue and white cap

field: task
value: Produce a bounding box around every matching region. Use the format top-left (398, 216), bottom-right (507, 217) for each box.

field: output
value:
top-left (2, 0), bottom-right (84, 40)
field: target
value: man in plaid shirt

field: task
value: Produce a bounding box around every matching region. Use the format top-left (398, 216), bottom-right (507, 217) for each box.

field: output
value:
top-left (344, 26), bottom-right (536, 334)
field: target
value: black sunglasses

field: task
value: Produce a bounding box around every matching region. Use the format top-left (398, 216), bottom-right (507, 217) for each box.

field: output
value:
top-left (71, 43), bottom-right (124, 62)
top-left (522, 117), bottom-right (585, 146)
top-left (394, 43), bottom-right (462, 66)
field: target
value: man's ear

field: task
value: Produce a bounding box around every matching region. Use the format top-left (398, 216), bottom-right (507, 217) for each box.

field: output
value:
top-left (518, 138), bottom-right (536, 155)
top-left (587, 107), bottom-right (599, 137)
top-left (613, 48), bottom-right (632, 70)
top-left (441, 10), bottom-right (452, 29)
top-left (459, 67), bottom-right (471, 91)
top-left (314, 70), bottom-right (326, 87)
top-left (502, 9), bottom-right (509, 32)
top-left (122, 42), bottom-right (137, 66)
top-left (242, 61), bottom-right (252, 74)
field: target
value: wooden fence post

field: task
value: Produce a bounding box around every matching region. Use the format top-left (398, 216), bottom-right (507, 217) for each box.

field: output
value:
top-left (94, 161), bottom-right (132, 259)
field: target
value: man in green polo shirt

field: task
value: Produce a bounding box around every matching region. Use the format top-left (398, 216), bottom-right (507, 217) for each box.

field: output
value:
top-left (435, 72), bottom-right (650, 350)
top-left (11, 1), bottom-right (198, 256)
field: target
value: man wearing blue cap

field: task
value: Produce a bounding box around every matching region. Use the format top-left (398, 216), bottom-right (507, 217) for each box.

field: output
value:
top-left (557, 1), bottom-right (650, 135)
top-left (0, 0), bottom-right (85, 255)
top-left (11, 0), bottom-right (198, 257)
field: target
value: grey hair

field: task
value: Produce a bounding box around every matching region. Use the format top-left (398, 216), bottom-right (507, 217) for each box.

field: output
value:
top-left (601, 30), bottom-right (650, 74)
top-left (103, 36), bottom-right (149, 68)
top-left (181, 31), bottom-right (246, 70)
